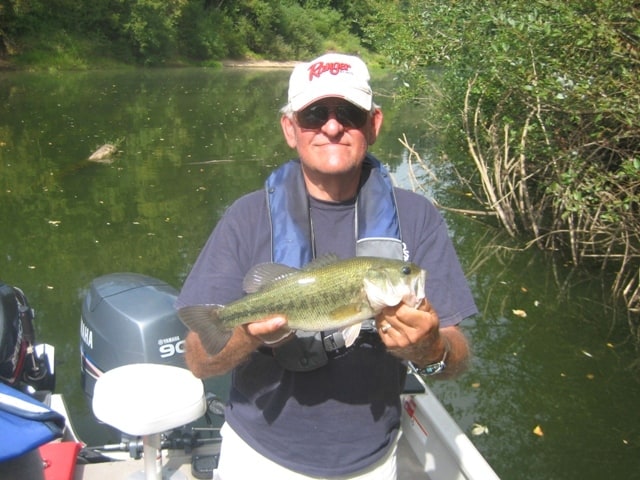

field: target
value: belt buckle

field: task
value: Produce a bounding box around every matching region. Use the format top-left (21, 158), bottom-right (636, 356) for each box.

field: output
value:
top-left (322, 331), bottom-right (348, 358)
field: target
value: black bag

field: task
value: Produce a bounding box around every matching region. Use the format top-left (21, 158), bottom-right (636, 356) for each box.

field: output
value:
top-left (0, 282), bottom-right (54, 392)
top-left (0, 283), bottom-right (32, 384)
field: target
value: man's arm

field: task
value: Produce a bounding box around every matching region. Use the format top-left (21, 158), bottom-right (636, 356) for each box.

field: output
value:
top-left (184, 316), bottom-right (287, 378)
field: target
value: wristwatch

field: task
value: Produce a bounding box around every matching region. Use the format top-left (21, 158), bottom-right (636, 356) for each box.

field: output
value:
top-left (410, 342), bottom-right (449, 376)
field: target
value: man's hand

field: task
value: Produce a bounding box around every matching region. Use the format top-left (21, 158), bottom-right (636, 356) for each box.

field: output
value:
top-left (376, 298), bottom-right (440, 351)
top-left (185, 316), bottom-right (291, 378)
top-left (375, 298), bottom-right (469, 378)
top-left (243, 316), bottom-right (295, 346)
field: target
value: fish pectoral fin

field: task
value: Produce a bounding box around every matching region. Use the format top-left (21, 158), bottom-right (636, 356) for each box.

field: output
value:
top-left (341, 323), bottom-right (362, 348)
top-left (177, 305), bottom-right (233, 356)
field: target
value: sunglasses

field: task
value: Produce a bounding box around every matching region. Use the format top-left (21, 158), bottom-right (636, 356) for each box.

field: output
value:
top-left (295, 103), bottom-right (369, 130)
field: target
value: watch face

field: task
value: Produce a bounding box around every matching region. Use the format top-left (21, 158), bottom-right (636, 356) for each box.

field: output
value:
top-left (416, 360), bottom-right (445, 376)
top-left (425, 362), bottom-right (444, 375)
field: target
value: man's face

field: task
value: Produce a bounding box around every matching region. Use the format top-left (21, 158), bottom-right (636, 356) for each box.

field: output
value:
top-left (280, 98), bottom-right (383, 178)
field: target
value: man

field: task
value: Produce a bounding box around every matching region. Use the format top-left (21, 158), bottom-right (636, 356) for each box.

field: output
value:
top-left (177, 53), bottom-right (477, 480)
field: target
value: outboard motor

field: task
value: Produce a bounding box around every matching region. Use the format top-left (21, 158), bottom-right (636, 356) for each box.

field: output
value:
top-left (80, 273), bottom-right (187, 400)
top-left (79, 273), bottom-right (223, 472)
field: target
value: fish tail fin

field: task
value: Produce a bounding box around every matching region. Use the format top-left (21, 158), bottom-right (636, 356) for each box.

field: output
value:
top-left (177, 305), bottom-right (233, 356)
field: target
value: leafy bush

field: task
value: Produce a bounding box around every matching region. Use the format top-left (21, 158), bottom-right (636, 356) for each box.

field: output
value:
top-left (365, 1), bottom-right (640, 326)
top-left (1, 0), bottom-right (364, 65)
top-left (177, 3), bottom-right (233, 60)
top-left (122, 0), bottom-right (183, 64)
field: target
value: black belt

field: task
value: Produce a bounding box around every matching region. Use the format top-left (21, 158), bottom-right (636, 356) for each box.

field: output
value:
top-left (324, 328), bottom-right (384, 358)
top-left (258, 328), bottom-right (382, 360)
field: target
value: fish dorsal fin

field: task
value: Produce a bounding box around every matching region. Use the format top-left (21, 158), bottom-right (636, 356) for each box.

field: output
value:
top-left (302, 253), bottom-right (340, 271)
top-left (243, 262), bottom-right (299, 293)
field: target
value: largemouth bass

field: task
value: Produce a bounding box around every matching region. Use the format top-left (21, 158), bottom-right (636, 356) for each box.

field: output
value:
top-left (178, 256), bottom-right (426, 355)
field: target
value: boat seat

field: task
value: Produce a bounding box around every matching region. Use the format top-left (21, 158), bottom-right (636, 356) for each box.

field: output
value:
top-left (92, 363), bottom-right (206, 479)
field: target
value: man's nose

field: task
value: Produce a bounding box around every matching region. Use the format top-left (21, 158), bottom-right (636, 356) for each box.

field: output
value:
top-left (320, 113), bottom-right (345, 135)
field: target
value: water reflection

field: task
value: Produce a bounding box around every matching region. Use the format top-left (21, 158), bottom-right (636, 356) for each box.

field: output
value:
top-left (1, 68), bottom-right (639, 479)
top-left (437, 225), bottom-right (640, 478)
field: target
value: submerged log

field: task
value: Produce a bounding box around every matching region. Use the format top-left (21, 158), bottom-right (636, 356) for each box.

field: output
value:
top-left (88, 144), bottom-right (118, 163)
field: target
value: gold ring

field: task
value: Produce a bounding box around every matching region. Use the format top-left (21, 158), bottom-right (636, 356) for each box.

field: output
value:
top-left (380, 323), bottom-right (392, 333)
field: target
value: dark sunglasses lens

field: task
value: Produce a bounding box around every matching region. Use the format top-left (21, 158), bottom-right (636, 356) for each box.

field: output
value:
top-left (336, 105), bottom-right (368, 128)
top-left (297, 105), bottom-right (329, 129)
top-left (297, 104), bottom-right (368, 129)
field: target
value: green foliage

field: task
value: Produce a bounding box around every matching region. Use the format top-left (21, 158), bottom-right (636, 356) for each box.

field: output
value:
top-left (176, 4), bottom-right (234, 60)
top-left (0, 0), bottom-right (365, 66)
top-left (121, 0), bottom-right (183, 64)
top-left (365, 0), bottom-right (640, 319)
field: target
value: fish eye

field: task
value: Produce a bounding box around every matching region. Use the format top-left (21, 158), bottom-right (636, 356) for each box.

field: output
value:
top-left (401, 266), bottom-right (412, 275)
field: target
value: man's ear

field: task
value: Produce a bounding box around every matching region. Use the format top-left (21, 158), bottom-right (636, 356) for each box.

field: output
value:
top-left (280, 115), bottom-right (298, 149)
top-left (366, 108), bottom-right (384, 145)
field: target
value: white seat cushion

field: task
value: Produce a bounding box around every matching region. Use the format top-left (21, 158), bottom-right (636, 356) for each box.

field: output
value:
top-left (92, 363), bottom-right (205, 436)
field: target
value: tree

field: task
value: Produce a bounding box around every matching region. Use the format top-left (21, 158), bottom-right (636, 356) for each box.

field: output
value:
top-left (364, 0), bottom-right (640, 333)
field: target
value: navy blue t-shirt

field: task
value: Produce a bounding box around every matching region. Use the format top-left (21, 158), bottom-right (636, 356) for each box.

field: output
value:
top-left (177, 186), bottom-right (477, 477)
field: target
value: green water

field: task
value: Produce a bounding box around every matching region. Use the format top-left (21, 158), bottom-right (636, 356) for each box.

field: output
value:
top-left (0, 68), bottom-right (638, 479)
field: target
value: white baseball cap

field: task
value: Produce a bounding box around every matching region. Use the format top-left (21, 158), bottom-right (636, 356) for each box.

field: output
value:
top-left (287, 53), bottom-right (373, 112)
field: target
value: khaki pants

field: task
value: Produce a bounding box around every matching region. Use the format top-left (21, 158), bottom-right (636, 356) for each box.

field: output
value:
top-left (215, 422), bottom-right (398, 480)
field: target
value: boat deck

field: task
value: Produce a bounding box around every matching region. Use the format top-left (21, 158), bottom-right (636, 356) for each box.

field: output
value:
top-left (73, 433), bottom-right (428, 479)
top-left (56, 373), bottom-right (499, 480)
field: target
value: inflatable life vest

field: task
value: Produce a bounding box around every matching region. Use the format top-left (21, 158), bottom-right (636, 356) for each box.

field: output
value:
top-left (263, 154), bottom-right (404, 371)
top-left (0, 382), bottom-right (65, 461)
top-left (0, 282), bottom-right (61, 462)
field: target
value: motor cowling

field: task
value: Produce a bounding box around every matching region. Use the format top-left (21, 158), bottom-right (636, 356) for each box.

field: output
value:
top-left (80, 273), bottom-right (187, 400)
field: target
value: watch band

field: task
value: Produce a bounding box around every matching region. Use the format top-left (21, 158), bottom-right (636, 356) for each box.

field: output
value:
top-left (410, 341), bottom-right (449, 376)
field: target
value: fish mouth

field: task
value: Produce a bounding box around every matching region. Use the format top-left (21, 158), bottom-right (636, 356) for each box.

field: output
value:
top-left (363, 267), bottom-right (427, 311)
top-left (417, 268), bottom-right (427, 293)
top-left (409, 269), bottom-right (427, 307)
top-left (396, 269), bottom-right (426, 308)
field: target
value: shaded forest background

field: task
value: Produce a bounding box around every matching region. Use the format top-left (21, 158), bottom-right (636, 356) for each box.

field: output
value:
top-left (1, 0), bottom-right (639, 347)
top-left (0, 0), bottom-right (376, 67)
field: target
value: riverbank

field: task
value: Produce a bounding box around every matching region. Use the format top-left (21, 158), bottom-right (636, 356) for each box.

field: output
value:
top-left (0, 56), bottom-right (298, 72)
top-left (0, 58), bottom-right (15, 70)
top-left (222, 60), bottom-right (298, 69)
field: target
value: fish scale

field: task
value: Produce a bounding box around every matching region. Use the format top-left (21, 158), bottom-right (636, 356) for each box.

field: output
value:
top-left (219, 276), bottom-right (366, 330)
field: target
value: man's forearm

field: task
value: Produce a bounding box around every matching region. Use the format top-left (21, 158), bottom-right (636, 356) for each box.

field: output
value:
top-left (185, 328), bottom-right (261, 378)
top-left (392, 326), bottom-right (470, 379)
